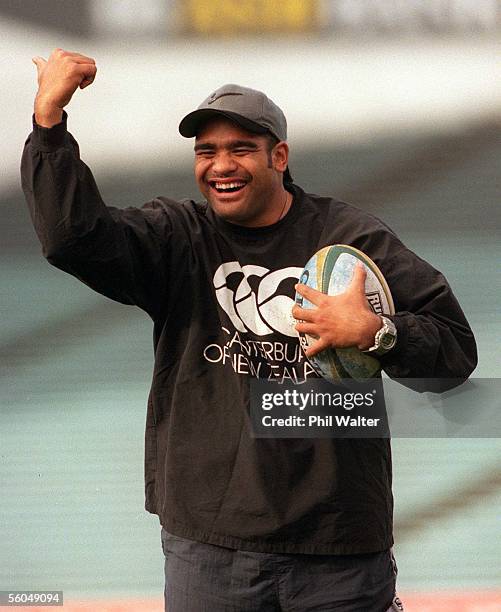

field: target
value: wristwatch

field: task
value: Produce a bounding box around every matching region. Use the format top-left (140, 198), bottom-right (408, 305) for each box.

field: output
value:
top-left (363, 316), bottom-right (397, 357)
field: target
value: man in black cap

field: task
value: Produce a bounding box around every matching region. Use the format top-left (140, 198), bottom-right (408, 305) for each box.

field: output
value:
top-left (23, 50), bottom-right (476, 611)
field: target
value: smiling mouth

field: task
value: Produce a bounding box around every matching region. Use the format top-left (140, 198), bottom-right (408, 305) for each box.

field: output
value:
top-left (208, 180), bottom-right (247, 194)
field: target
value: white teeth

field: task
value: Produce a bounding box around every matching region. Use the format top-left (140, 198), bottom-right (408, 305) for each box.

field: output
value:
top-left (214, 182), bottom-right (245, 190)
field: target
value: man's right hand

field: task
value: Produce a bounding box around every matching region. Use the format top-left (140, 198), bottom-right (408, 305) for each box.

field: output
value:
top-left (32, 48), bottom-right (97, 128)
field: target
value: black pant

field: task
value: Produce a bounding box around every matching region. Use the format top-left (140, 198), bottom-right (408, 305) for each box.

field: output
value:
top-left (161, 529), bottom-right (400, 612)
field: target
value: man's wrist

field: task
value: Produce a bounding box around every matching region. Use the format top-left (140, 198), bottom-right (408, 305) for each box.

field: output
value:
top-left (34, 96), bottom-right (63, 128)
top-left (357, 314), bottom-right (384, 351)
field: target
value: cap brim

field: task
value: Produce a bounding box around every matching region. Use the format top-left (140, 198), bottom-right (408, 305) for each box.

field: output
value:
top-left (179, 109), bottom-right (269, 138)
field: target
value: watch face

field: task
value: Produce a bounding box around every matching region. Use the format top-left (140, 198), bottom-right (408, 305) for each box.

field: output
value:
top-left (381, 334), bottom-right (394, 349)
top-left (377, 318), bottom-right (397, 353)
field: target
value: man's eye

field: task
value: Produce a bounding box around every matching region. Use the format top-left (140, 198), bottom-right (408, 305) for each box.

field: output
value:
top-left (196, 150), bottom-right (214, 158)
top-left (233, 149), bottom-right (251, 155)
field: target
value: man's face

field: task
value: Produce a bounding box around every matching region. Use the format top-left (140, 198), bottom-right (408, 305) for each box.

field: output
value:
top-left (194, 117), bottom-right (288, 227)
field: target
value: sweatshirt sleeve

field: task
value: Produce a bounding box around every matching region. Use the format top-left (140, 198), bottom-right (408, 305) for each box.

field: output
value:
top-left (21, 113), bottom-right (171, 319)
top-left (378, 244), bottom-right (478, 390)
top-left (327, 202), bottom-right (478, 389)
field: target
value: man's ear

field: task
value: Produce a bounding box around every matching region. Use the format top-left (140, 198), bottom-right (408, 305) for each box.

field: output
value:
top-left (272, 141), bottom-right (289, 173)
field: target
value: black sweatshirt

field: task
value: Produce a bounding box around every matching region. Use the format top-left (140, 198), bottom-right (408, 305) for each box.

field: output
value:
top-left (21, 114), bottom-right (477, 554)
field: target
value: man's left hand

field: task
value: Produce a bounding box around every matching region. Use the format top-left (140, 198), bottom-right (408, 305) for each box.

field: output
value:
top-left (292, 264), bottom-right (382, 358)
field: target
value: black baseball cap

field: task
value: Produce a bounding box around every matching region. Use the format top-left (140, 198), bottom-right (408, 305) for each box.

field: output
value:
top-left (179, 84), bottom-right (293, 184)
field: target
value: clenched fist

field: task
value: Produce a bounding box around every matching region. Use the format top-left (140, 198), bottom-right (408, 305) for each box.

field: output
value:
top-left (33, 48), bottom-right (97, 127)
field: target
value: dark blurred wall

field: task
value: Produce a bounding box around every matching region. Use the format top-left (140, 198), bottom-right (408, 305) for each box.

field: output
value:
top-left (0, 0), bottom-right (91, 36)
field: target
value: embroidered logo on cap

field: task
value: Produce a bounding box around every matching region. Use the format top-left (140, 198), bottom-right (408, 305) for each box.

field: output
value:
top-left (208, 92), bottom-right (244, 104)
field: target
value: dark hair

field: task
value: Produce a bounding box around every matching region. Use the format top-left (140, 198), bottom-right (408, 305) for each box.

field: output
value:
top-left (266, 134), bottom-right (294, 186)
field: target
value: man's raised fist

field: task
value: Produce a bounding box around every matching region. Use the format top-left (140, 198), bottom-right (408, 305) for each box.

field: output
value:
top-left (33, 48), bottom-right (97, 128)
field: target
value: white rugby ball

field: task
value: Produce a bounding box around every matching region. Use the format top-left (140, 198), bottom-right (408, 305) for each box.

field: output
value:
top-left (295, 245), bottom-right (394, 381)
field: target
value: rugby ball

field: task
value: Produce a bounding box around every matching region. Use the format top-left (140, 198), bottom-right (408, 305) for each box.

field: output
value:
top-left (295, 245), bottom-right (394, 381)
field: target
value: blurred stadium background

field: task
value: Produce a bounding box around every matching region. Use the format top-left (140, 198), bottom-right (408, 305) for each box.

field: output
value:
top-left (1, 1), bottom-right (500, 610)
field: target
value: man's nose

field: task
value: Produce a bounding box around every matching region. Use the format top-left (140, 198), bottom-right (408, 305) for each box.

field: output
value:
top-left (211, 151), bottom-right (238, 174)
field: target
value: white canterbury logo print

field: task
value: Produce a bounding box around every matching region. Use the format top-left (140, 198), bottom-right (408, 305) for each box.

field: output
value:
top-left (213, 262), bottom-right (303, 337)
